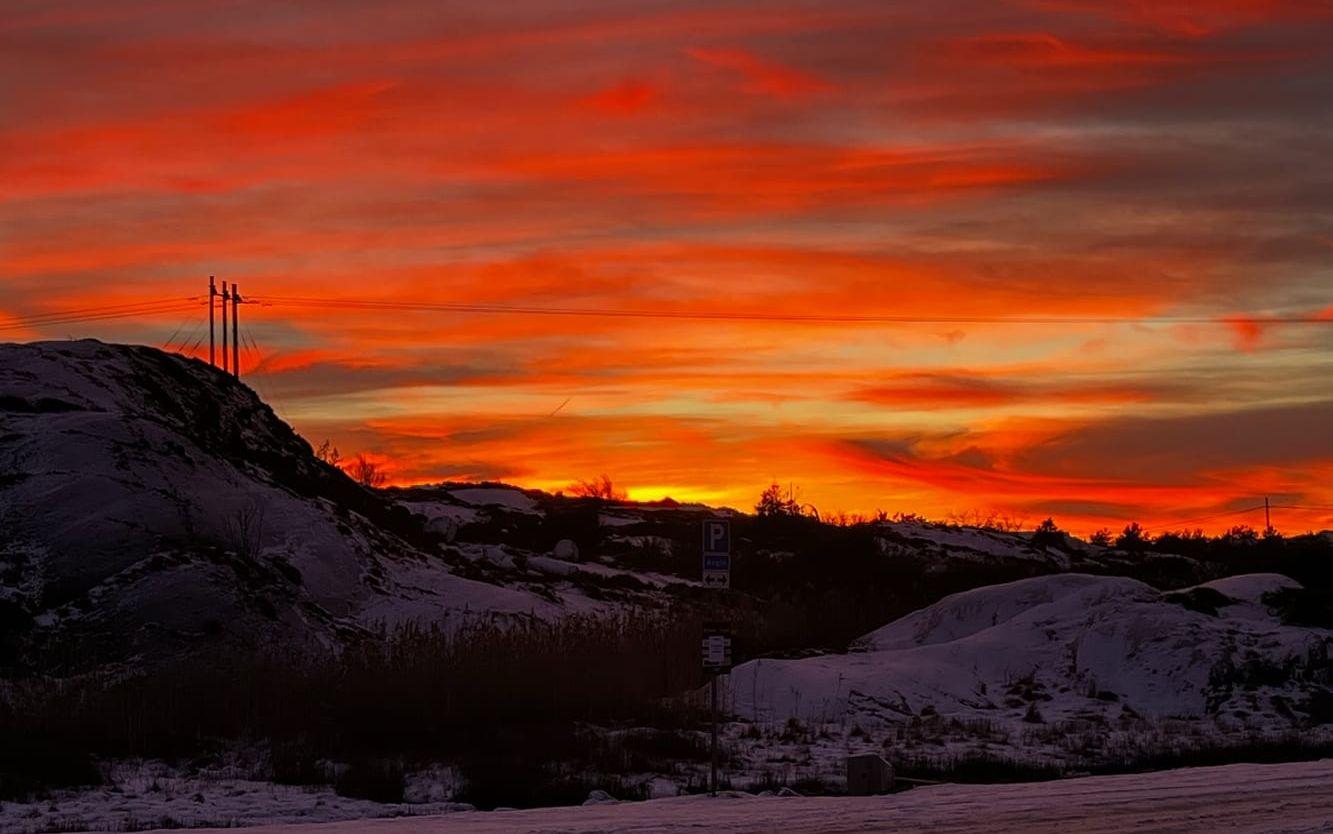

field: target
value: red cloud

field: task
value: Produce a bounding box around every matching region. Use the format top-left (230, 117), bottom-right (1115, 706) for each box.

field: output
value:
top-left (581, 79), bottom-right (660, 115)
top-left (687, 47), bottom-right (832, 97)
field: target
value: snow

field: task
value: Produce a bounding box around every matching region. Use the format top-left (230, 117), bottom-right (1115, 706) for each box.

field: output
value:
top-left (116, 759), bottom-right (1333, 834)
top-left (0, 761), bottom-right (474, 834)
top-left (400, 501), bottom-right (480, 526)
top-left (731, 573), bottom-right (1332, 733)
top-left (1195, 573), bottom-right (1298, 605)
top-left (446, 487), bottom-right (539, 514)
top-left (526, 554), bottom-right (697, 590)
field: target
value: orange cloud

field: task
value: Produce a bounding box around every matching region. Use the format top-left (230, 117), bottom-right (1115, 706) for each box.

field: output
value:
top-left (687, 47), bottom-right (832, 97)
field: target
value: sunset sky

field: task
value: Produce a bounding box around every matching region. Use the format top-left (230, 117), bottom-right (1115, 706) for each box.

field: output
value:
top-left (2, 0), bottom-right (1331, 534)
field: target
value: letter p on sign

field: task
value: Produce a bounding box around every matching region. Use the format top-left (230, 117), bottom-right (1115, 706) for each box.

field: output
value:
top-left (703, 520), bottom-right (730, 555)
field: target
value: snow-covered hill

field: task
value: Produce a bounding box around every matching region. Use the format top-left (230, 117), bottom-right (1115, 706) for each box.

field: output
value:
top-left (726, 572), bottom-right (1331, 774)
top-left (0, 341), bottom-right (584, 666)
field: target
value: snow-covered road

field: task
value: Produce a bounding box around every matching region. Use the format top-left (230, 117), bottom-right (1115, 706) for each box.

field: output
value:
top-left (189, 759), bottom-right (1333, 834)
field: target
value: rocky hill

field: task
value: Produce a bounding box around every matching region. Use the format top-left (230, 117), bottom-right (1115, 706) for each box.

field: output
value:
top-left (0, 341), bottom-right (579, 669)
top-left (724, 572), bottom-right (1332, 777)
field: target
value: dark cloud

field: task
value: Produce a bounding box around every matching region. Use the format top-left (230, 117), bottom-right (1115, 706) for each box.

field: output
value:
top-left (1017, 400), bottom-right (1333, 482)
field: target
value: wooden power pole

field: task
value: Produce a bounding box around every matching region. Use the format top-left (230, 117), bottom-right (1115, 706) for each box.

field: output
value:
top-left (232, 283), bottom-right (241, 379)
top-left (209, 276), bottom-right (217, 368)
top-left (221, 282), bottom-right (230, 374)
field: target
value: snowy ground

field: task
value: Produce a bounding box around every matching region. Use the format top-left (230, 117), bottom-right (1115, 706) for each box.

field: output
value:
top-left (0, 761), bottom-right (474, 834)
top-left (153, 759), bottom-right (1333, 834)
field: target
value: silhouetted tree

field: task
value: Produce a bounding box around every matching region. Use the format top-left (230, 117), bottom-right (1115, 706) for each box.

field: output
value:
top-left (1032, 517), bottom-right (1064, 548)
top-left (347, 454), bottom-right (388, 488)
top-left (1089, 528), bottom-right (1113, 547)
top-left (315, 439), bottom-right (342, 467)
top-left (755, 482), bottom-right (801, 518)
top-left (571, 474), bottom-right (625, 501)
top-left (1221, 524), bottom-right (1259, 547)
top-left (1116, 522), bottom-right (1148, 551)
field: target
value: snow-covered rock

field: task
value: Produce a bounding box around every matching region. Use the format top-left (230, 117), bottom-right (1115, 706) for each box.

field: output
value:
top-left (732, 573), bottom-right (1331, 727)
top-left (0, 340), bottom-right (559, 665)
top-left (448, 486), bottom-right (540, 514)
top-left (553, 539), bottom-right (580, 562)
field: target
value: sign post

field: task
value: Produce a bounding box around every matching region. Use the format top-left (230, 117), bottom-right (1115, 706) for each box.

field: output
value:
top-left (701, 518), bottom-right (731, 589)
top-left (701, 621), bottom-right (733, 796)
top-left (701, 519), bottom-right (733, 795)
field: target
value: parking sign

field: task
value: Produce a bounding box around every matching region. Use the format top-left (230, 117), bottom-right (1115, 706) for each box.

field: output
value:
top-left (702, 519), bottom-right (730, 588)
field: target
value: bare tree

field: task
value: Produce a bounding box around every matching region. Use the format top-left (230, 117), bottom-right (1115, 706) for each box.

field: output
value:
top-left (315, 439), bottom-right (342, 467)
top-left (228, 500), bottom-right (267, 558)
top-left (347, 454), bottom-right (388, 488)
top-left (571, 474), bottom-right (625, 501)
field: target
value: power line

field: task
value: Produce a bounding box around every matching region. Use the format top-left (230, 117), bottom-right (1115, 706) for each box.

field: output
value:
top-left (0, 301), bottom-right (204, 333)
top-left (160, 316), bottom-right (191, 353)
top-left (3, 297), bottom-right (202, 324)
top-left (1140, 504), bottom-right (1268, 533)
top-left (186, 328), bottom-right (208, 356)
top-left (169, 312), bottom-right (208, 356)
top-left (250, 294), bottom-right (1333, 327)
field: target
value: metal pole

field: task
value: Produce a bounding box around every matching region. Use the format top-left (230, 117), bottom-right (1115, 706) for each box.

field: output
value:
top-left (220, 282), bottom-right (229, 374)
top-left (208, 276), bottom-right (216, 367)
top-left (1265, 497), bottom-right (1271, 531)
top-left (231, 283), bottom-right (240, 379)
top-left (710, 673), bottom-right (719, 796)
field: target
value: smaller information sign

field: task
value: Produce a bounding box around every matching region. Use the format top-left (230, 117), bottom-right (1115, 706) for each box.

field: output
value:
top-left (701, 621), bottom-right (733, 671)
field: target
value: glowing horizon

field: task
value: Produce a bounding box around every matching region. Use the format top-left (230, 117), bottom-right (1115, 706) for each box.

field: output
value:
top-left (2, 1), bottom-right (1331, 535)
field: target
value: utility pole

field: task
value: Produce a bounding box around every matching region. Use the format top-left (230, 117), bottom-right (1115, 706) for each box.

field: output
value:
top-left (1265, 497), bottom-right (1271, 532)
top-left (232, 283), bottom-right (241, 379)
top-left (209, 276), bottom-right (217, 368)
top-left (221, 282), bottom-right (230, 374)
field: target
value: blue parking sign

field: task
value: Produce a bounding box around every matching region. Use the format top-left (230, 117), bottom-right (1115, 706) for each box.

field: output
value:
top-left (702, 519), bottom-right (731, 588)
